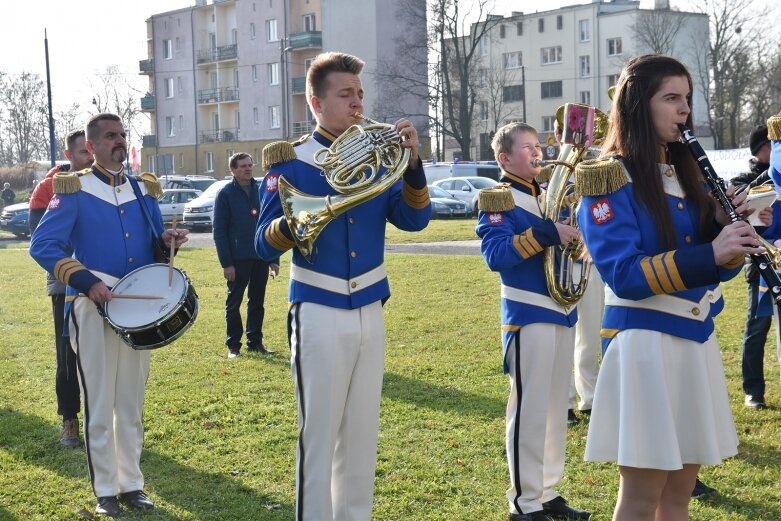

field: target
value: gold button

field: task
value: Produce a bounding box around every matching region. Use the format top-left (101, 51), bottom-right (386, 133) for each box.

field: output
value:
top-left (128, 257), bottom-right (134, 263)
top-left (677, 202), bottom-right (684, 210)
top-left (350, 281), bottom-right (357, 289)
top-left (691, 307), bottom-right (701, 316)
top-left (685, 235), bottom-right (692, 244)
top-left (708, 293), bottom-right (715, 301)
top-left (116, 187), bottom-right (122, 192)
top-left (351, 251), bottom-right (356, 258)
top-left (125, 232), bottom-right (130, 238)
top-left (348, 217), bottom-right (355, 224)
top-left (665, 168), bottom-right (674, 177)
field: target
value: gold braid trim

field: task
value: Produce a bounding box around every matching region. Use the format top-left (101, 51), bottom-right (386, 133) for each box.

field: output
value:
top-left (574, 158), bottom-right (627, 197)
top-left (767, 115), bottom-right (781, 141)
top-left (535, 166), bottom-right (553, 185)
top-left (138, 172), bottom-right (163, 198)
top-left (477, 185), bottom-right (514, 212)
top-left (262, 141), bottom-right (297, 170)
top-left (52, 171), bottom-right (82, 194)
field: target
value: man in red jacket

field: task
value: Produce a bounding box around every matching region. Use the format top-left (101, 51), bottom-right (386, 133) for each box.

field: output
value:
top-left (28, 129), bottom-right (93, 447)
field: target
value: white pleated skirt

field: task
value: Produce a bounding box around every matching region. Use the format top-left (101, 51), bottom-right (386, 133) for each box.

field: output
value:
top-left (584, 329), bottom-right (738, 470)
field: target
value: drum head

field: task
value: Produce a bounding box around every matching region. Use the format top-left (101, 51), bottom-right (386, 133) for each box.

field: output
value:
top-left (105, 264), bottom-right (187, 329)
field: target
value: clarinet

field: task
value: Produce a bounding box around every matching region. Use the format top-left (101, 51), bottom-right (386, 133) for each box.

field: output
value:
top-left (678, 124), bottom-right (781, 313)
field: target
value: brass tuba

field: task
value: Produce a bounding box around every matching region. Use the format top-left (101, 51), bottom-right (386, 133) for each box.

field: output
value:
top-left (277, 113), bottom-right (410, 262)
top-left (532, 103), bottom-right (609, 306)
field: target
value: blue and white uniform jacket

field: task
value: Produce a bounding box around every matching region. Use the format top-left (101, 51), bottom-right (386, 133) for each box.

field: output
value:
top-left (768, 115), bottom-right (781, 192)
top-left (476, 172), bottom-right (577, 374)
top-left (752, 199), bottom-right (781, 317)
top-left (255, 127), bottom-right (431, 310)
top-left (575, 159), bottom-right (743, 352)
top-left (29, 164), bottom-right (165, 334)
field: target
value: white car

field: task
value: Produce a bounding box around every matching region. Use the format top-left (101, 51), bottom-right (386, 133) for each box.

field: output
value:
top-left (182, 179), bottom-right (231, 231)
top-left (432, 176), bottom-right (499, 216)
top-left (158, 189), bottom-right (201, 224)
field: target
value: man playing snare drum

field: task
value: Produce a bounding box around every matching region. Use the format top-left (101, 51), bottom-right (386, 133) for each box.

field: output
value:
top-left (30, 113), bottom-right (188, 518)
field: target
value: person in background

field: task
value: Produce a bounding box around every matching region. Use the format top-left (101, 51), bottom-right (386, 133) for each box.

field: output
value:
top-left (213, 152), bottom-right (279, 358)
top-left (2, 182), bottom-right (15, 208)
top-left (28, 128), bottom-right (93, 448)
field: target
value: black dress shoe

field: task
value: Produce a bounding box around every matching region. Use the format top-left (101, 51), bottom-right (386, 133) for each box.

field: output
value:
top-left (691, 478), bottom-right (717, 499)
top-left (542, 496), bottom-right (591, 520)
top-left (96, 496), bottom-right (122, 517)
top-left (567, 409), bottom-right (578, 425)
top-left (119, 490), bottom-right (155, 510)
top-left (248, 344), bottom-right (274, 354)
top-left (510, 511), bottom-right (553, 521)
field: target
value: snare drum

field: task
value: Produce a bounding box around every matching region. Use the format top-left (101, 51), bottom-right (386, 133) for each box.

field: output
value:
top-left (103, 263), bottom-right (199, 350)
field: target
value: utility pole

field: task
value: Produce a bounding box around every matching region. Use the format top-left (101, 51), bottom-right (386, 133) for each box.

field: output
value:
top-left (44, 29), bottom-right (56, 167)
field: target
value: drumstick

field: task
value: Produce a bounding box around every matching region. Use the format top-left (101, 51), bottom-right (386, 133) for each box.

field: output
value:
top-left (169, 214), bottom-right (176, 287)
top-left (111, 294), bottom-right (165, 300)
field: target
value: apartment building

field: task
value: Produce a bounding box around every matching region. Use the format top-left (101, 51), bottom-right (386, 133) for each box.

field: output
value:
top-left (140, 0), bottom-right (427, 178)
top-left (446, 0), bottom-right (709, 161)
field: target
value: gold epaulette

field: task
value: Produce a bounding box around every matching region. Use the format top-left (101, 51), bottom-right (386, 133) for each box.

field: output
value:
top-left (262, 141), bottom-right (297, 170)
top-left (536, 166), bottom-right (553, 185)
top-left (767, 115), bottom-right (781, 141)
top-left (477, 184), bottom-right (514, 213)
top-left (574, 158), bottom-right (627, 197)
top-left (137, 172), bottom-right (163, 198)
top-left (52, 171), bottom-right (83, 194)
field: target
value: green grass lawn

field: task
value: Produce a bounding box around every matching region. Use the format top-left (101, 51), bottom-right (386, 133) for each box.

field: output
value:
top-left (2, 232), bottom-right (781, 520)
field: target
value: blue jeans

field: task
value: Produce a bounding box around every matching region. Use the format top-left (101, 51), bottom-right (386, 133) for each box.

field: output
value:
top-left (742, 279), bottom-right (772, 398)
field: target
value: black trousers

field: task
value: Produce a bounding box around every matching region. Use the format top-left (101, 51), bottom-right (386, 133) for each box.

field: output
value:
top-left (52, 294), bottom-right (80, 420)
top-left (225, 259), bottom-right (270, 350)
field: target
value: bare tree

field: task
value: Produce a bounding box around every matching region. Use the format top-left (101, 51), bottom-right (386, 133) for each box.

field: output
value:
top-left (0, 71), bottom-right (49, 166)
top-left (632, 8), bottom-right (689, 55)
top-left (54, 103), bottom-right (83, 159)
top-left (89, 65), bottom-right (146, 146)
top-left (744, 41), bottom-right (781, 132)
top-left (472, 61), bottom-right (523, 159)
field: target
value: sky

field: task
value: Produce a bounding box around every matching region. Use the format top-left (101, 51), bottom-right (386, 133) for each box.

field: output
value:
top-left (0, 0), bottom-right (715, 146)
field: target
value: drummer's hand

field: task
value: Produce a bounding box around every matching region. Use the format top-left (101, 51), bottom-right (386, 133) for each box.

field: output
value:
top-left (270, 263), bottom-right (280, 279)
top-left (759, 206), bottom-right (773, 226)
top-left (395, 118), bottom-right (420, 166)
top-left (87, 281), bottom-right (112, 304)
top-left (224, 266), bottom-right (236, 282)
top-left (162, 228), bottom-right (189, 250)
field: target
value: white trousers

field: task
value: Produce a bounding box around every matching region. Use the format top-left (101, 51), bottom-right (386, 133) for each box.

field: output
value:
top-left (70, 297), bottom-right (151, 498)
top-left (506, 322), bottom-right (575, 515)
top-left (568, 270), bottom-right (604, 411)
top-left (289, 301), bottom-right (385, 521)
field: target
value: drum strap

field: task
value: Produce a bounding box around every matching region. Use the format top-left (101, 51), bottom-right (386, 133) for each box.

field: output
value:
top-left (127, 176), bottom-right (169, 262)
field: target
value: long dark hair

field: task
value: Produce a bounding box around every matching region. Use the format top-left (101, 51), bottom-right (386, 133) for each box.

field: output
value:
top-left (602, 54), bottom-right (715, 248)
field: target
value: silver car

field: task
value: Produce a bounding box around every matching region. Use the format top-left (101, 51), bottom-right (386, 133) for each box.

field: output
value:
top-left (432, 176), bottom-right (499, 216)
top-left (158, 189), bottom-right (201, 224)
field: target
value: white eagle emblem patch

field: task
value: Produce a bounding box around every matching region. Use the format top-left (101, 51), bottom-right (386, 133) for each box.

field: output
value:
top-left (265, 174), bottom-right (280, 192)
top-left (48, 195), bottom-right (62, 210)
top-left (487, 212), bottom-right (504, 225)
top-left (590, 198), bottom-right (613, 224)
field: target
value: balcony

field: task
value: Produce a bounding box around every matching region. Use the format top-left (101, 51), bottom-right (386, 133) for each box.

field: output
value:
top-left (291, 77), bottom-right (306, 94)
top-left (140, 95), bottom-right (156, 111)
top-left (292, 120), bottom-right (314, 137)
top-left (289, 31), bottom-right (322, 50)
top-left (197, 87), bottom-right (239, 104)
top-left (199, 128), bottom-right (240, 143)
top-left (139, 59), bottom-right (154, 74)
top-left (197, 44), bottom-right (238, 64)
top-left (142, 134), bottom-right (157, 148)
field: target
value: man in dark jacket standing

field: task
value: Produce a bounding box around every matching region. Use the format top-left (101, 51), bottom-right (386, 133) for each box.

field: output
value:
top-left (214, 152), bottom-right (279, 358)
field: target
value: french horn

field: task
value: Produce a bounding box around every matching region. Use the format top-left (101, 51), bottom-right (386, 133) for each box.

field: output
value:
top-left (277, 113), bottom-right (410, 262)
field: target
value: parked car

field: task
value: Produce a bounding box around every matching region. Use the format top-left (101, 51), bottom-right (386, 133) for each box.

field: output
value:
top-left (427, 185), bottom-right (469, 219)
top-left (432, 176), bottom-right (499, 215)
top-left (159, 175), bottom-right (218, 192)
top-left (182, 179), bottom-right (231, 231)
top-left (423, 162), bottom-right (501, 184)
top-left (0, 202), bottom-right (30, 238)
top-left (158, 189), bottom-right (202, 224)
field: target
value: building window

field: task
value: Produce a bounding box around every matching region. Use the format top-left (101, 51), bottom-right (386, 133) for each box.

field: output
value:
top-left (479, 101), bottom-right (488, 121)
top-left (165, 116), bottom-right (175, 137)
top-left (268, 63), bottom-right (280, 85)
top-left (179, 115), bottom-right (184, 132)
top-left (542, 116), bottom-right (556, 132)
top-left (163, 39), bottom-right (172, 59)
top-left (175, 37), bottom-right (181, 51)
top-left (236, 110), bottom-right (241, 130)
top-left (165, 78), bottom-right (174, 98)
top-left (205, 152), bottom-right (214, 173)
top-left (253, 107), bottom-right (259, 125)
top-left (252, 65), bottom-right (258, 82)
top-left (304, 57), bottom-right (314, 72)
top-left (517, 21), bottom-right (523, 36)
top-left (177, 76), bottom-right (183, 94)
top-left (538, 18), bottom-right (544, 32)
top-left (303, 13), bottom-right (316, 31)
top-left (503, 51), bottom-right (523, 69)
top-left (179, 153), bottom-right (184, 168)
top-left (579, 56), bottom-right (590, 77)
top-left (579, 19), bottom-right (590, 42)
top-left (541, 46), bottom-right (562, 65)
top-left (269, 106), bottom-right (280, 128)
top-left (267, 19), bottom-right (278, 41)
top-left (478, 69), bottom-right (487, 87)
top-left (580, 91), bottom-right (591, 105)
top-left (503, 85), bottom-right (524, 103)
top-left (250, 22), bottom-right (256, 39)
top-left (541, 80), bottom-right (563, 99)
top-left (608, 74), bottom-right (620, 89)
top-left (499, 24), bottom-right (506, 38)
top-left (478, 36), bottom-right (488, 57)
top-left (607, 37), bottom-right (623, 56)
top-left (557, 15), bottom-right (563, 30)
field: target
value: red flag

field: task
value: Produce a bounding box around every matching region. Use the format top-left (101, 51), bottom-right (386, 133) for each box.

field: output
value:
top-left (131, 146), bottom-right (140, 171)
